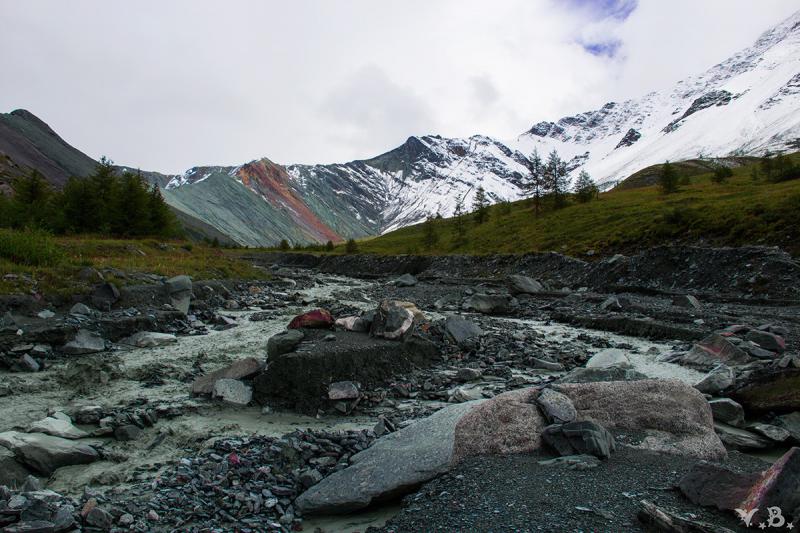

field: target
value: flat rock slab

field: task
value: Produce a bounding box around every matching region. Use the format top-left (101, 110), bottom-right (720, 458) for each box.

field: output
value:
top-left (119, 331), bottom-right (177, 348)
top-left (0, 431), bottom-right (99, 476)
top-left (731, 368), bottom-right (800, 413)
top-left (62, 329), bottom-right (105, 355)
top-left (295, 401), bottom-right (479, 515)
top-left (191, 357), bottom-right (263, 395)
top-left (28, 413), bottom-right (88, 440)
top-left (254, 330), bottom-right (439, 411)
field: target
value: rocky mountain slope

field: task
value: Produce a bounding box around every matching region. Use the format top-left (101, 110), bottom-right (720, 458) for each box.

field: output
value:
top-left (163, 10), bottom-right (800, 245)
top-left (1, 11), bottom-right (798, 246)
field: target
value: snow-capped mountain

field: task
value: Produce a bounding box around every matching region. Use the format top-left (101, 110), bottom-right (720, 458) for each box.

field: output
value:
top-left (160, 10), bottom-right (799, 246)
top-left (512, 9), bottom-right (800, 187)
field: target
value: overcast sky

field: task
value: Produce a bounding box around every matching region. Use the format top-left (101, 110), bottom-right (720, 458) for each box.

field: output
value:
top-left (1, 0), bottom-right (798, 174)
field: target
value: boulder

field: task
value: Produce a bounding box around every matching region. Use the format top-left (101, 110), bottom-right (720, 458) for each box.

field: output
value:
top-left (731, 368), bottom-right (800, 413)
top-left (454, 367), bottom-right (482, 382)
top-left (328, 381), bottom-right (359, 401)
top-left (0, 446), bottom-right (31, 487)
top-left (543, 421), bottom-right (615, 460)
top-left (672, 294), bottom-right (702, 310)
top-left (288, 309), bottom-right (334, 330)
top-left (444, 315), bottom-right (484, 347)
top-left (191, 357), bottom-right (263, 395)
top-left (13, 354), bottom-right (40, 373)
top-left (535, 387), bottom-right (577, 424)
top-left (680, 333), bottom-right (754, 369)
top-left (775, 411), bottom-right (800, 442)
top-left (747, 423), bottom-right (791, 443)
top-left (745, 329), bottom-right (786, 353)
top-left (254, 330), bottom-right (439, 411)
top-left (678, 461), bottom-right (762, 511)
top-left (537, 454), bottom-right (601, 470)
top-left (266, 330), bottom-right (305, 358)
top-left (556, 366), bottom-right (646, 383)
top-left (371, 301), bottom-right (414, 340)
top-left (114, 425), bottom-right (143, 441)
top-left (463, 293), bottom-right (518, 315)
top-left (91, 282), bottom-right (120, 311)
top-left (708, 398), bottom-right (745, 427)
top-left (28, 413), bottom-right (88, 440)
top-left (119, 331), bottom-right (177, 348)
top-left (530, 358), bottom-right (565, 371)
top-left (739, 447), bottom-right (800, 524)
top-left (212, 379), bottom-right (253, 406)
top-left (61, 329), bottom-right (105, 355)
top-left (555, 380), bottom-right (726, 459)
top-left (295, 401), bottom-right (478, 515)
top-left (585, 348), bottom-right (631, 369)
top-left (694, 364), bottom-right (735, 395)
top-left (714, 423), bottom-right (771, 450)
top-left (0, 431), bottom-right (99, 475)
top-left (393, 274), bottom-right (418, 287)
top-left (69, 303), bottom-right (93, 317)
top-left (507, 275), bottom-right (544, 295)
top-left (165, 275), bottom-right (192, 314)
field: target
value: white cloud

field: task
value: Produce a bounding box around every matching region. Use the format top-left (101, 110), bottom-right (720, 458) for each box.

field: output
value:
top-left (0, 0), bottom-right (796, 173)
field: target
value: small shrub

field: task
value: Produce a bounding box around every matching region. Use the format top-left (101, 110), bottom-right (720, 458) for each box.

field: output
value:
top-left (181, 243), bottom-right (193, 252)
top-left (0, 229), bottom-right (64, 266)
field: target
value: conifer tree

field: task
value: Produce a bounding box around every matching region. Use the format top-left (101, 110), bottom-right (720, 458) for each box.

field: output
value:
top-left (659, 160), bottom-right (679, 194)
top-left (452, 197), bottom-right (466, 243)
top-left (345, 238), bottom-right (359, 254)
top-left (545, 149), bottom-right (568, 208)
top-left (573, 169), bottom-right (598, 203)
top-left (761, 151), bottom-right (774, 182)
top-left (422, 215), bottom-right (439, 250)
top-left (325, 240), bottom-right (334, 252)
top-left (524, 149), bottom-right (545, 216)
top-left (472, 186), bottom-right (489, 224)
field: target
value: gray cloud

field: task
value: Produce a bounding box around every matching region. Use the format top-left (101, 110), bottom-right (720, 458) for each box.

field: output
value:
top-left (0, 0), bottom-right (797, 173)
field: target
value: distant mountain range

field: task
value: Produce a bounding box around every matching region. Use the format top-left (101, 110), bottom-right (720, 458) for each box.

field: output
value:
top-left (1, 10), bottom-right (798, 246)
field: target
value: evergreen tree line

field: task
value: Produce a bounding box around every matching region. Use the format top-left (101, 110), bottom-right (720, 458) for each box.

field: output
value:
top-left (0, 158), bottom-right (179, 237)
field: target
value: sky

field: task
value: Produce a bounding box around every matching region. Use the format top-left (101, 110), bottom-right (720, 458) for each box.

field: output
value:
top-left (1, 0), bottom-right (798, 174)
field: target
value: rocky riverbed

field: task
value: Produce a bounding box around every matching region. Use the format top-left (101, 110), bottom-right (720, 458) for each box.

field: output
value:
top-left (0, 246), bottom-right (799, 532)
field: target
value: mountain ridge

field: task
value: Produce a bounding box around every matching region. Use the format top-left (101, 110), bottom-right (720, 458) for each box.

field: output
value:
top-left (1, 10), bottom-right (798, 246)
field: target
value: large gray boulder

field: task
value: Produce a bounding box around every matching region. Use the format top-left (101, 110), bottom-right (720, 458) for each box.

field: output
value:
top-left (0, 446), bottom-right (31, 487)
top-left (393, 273), bottom-right (418, 287)
top-left (694, 364), bottom-right (735, 395)
top-left (444, 315), bottom-right (484, 347)
top-left (191, 357), bottom-right (263, 395)
top-left (680, 334), bottom-right (754, 369)
top-left (535, 387), bottom-right (577, 424)
top-left (267, 330), bottom-right (305, 358)
top-left (165, 275), bottom-right (192, 314)
top-left (91, 282), bottom-right (120, 311)
top-left (463, 294), bottom-right (518, 315)
top-left (507, 275), bottom-right (544, 295)
top-left (295, 401), bottom-right (478, 514)
top-left (585, 348), bottom-right (631, 369)
top-left (0, 431), bottom-right (99, 475)
top-left (62, 329), bottom-right (105, 355)
top-left (28, 412), bottom-right (88, 440)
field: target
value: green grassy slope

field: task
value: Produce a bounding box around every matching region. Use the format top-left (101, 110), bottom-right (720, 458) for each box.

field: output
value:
top-left (351, 154), bottom-right (800, 257)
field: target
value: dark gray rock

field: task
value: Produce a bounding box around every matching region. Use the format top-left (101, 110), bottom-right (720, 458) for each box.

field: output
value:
top-left (266, 330), bottom-right (305, 358)
top-left (393, 274), bottom-right (418, 287)
top-left (535, 388), bottom-right (577, 424)
top-left (114, 425), bottom-right (143, 442)
top-left (708, 398), bottom-right (745, 427)
top-left (91, 282), bottom-right (120, 311)
top-left (444, 315), bottom-right (483, 347)
top-left (455, 367), bottom-right (482, 382)
top-left (746, 423), bottom-right (791, 443)
top-left (507, 275), bottom-right (544, 295)
top-left (745, 329), bottom-right (785, 353)
top-left (0, 431), bottom-right (99, 476)
top-left (530, 358), bottom-right (564, 371)
top-left (61, 329), bottom-right (105, 355)
top-left (0, 446), bottom-right (31, 487)
top-left (680, 333), bottom-right (754, 369)
top-left (537, 454), bottom-right (601, 470)
top-left (714, 423), bottom-right (771, 450)
top-left (328, 381), bottom-right (359, 401)
top-left (295, 401), bottom-right (478, 514)
top-left (694, 365), bottom-right (735, 395)
top-left (672, 294), bottom-right (702, 310)
top-left (165, 275), bottom-right (192, 314)
top-left (463, 294), bottom-right (518, 315)
top-left (85, 507), bottom-right (113, 530)
top-left (543, 421), bottom-right (615, 460)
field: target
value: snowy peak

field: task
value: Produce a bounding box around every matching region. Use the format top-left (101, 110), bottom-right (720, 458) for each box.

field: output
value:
top-left (151, 10), bottom-right (800, 245)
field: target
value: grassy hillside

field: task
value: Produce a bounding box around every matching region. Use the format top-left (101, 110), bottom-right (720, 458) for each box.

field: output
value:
top-left (0, 232), bottom-right (268, 296)
top-left (351, 154), bottom-right (800, 257)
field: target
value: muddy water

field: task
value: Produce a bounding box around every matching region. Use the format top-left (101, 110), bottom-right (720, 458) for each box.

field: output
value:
top-left (0, 274), bottom-right (708, 532)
